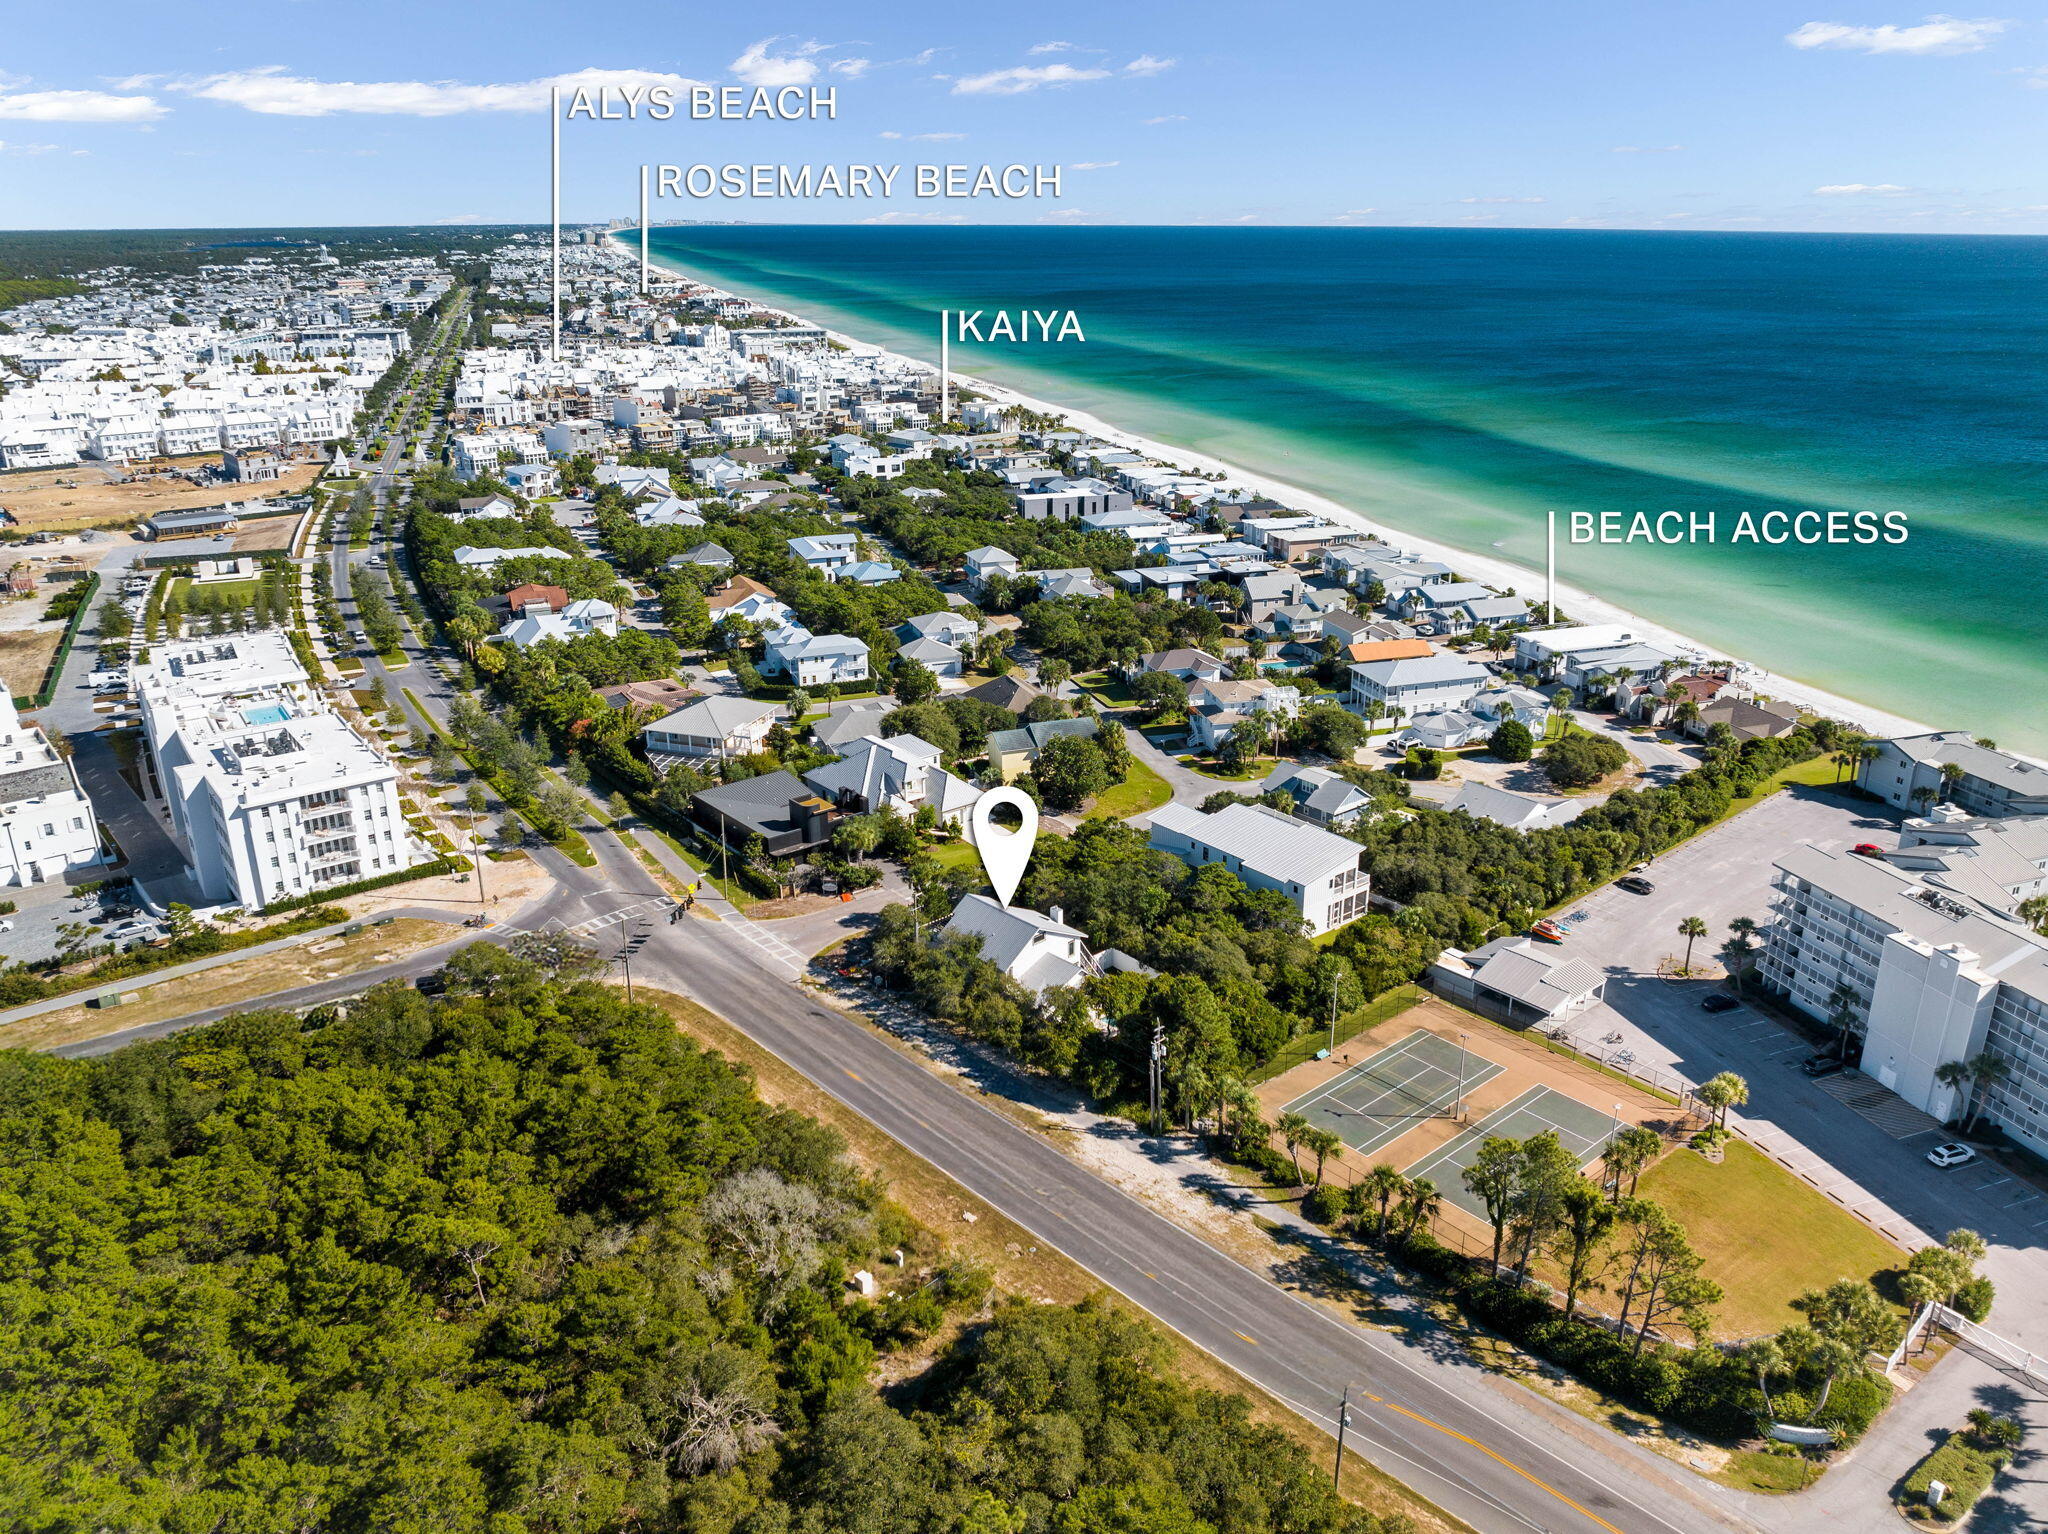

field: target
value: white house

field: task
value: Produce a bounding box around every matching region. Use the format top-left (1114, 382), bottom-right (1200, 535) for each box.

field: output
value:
top-left (788, 533), bottom-right (857, 574)
top-left (1147, 801), bottom-right (1372, 936)
top-left (1444, 781), bottom-right (1585, 832)
top-left (1431, 938), bottom-right (1606, 1024)
top-left (964, 545), bottom-right (1020, 592)
top-left (1184, 676), bottom-right (1301, 755)
top-left (643, 696), bottom-right (778, 764)
top-left (0, 684), bottom-right (101, 888)
top-left (897, 636), bottom-right (965, 679)
top-left (1347, 653), bottom-right (1489, 720)
top-left (497, 598), bottom-right (620, 648)
top-left (1260, 764), bottom-right (1376, 828)
top-left (803, 734), bottom-right (983, 828)
top-left (763, 627), bottom-right (870, 688)
top-left (1857, 734), bottom-right (2048, 819)
top-left (943, 894), bottom-right (1099, 996)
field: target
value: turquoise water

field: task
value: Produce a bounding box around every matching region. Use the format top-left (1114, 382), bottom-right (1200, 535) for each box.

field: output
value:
top-left (242, 704), bottom-right (290, 726)
top-left (644, 225), bottom-right (2048, 753)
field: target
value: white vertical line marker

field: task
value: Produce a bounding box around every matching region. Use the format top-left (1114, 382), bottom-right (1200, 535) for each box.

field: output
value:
top-left (939, 310), bottom-right (950, 424)
top-left (639, 164), bottom-right (649, 295)
top-left (550, 85), bottom-right (561, 362)
top-left (1546, 509), bottom-right (1556, 622)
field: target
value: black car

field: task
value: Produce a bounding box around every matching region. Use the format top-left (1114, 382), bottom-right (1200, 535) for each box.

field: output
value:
top-left (1701, 993), bottom-right (1740, 1013)
top-left (1801, 1054), bottom-right (1846, 1078)
top-left (414, 973), bottom-right (449, 997)
top-left (1617, 876), bottom-right (1655, 895)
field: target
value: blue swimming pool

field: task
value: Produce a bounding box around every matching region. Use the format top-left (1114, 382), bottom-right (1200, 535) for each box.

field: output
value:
top-left (242, 704), bottom-right (290, 726)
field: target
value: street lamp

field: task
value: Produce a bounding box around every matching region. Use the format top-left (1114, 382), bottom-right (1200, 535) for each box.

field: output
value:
top-left (1456, 1031), bottom-right (1469, 1121)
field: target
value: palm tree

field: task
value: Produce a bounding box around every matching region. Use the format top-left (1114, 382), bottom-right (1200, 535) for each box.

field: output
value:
top-left (1827, 982), bottom-right (1863, 1062)
top-left (1934, 1059), bottom-right (1971, 1126)
top-left (1277, 1113), bottom-right (1311, 1184)
top-left (1361, 1163), bottom-right (1407, 1241)
top-left (1964, 1053), bottom-right (2012, 1135)
top-left (1676, 915), bottom-right (1708, 975)
top-left (1602, 1125), bottom-right (1661, 1202)
top-left (1305, 1127), bottom-right (1344, 1190)
top-left (2021, 895), bottom-right (2048, 938)
top-left (1939, 760), bottom-right (1966, 804)
top-left (1737, 1337), bottom-right (1787, 1419)
top-left (1698, 1071), bottom-right (1748, 1129)
top-left (1395, 1177), bottom-right (1440, 1246)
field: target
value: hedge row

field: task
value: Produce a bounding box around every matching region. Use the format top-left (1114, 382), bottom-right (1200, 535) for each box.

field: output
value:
top-left (261, 854), bottom-right (465, 915)
top-left (24, 570), bottom-right (100, 709)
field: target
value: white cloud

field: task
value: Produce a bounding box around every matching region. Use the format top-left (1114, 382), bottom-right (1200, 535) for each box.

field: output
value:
top-left (170, 66), bottom-right (706, 116)
top-left (1123, 55), bottom-right (1175, 77)
top-left (858, 209), bottom-right (968, 224)
top-left (0, 88), bottom-right (165, 122)
top-left (1143, 113), bottom-right (1188, 124)
top-left (1039, 207), bottom-right (1098, 222)
top-left (0, 140), bottom-right (62, 155)
top-left (1786, 15), bottom-right (2008, 55)
top-left (1028, 41), bottom-right (1084, 54)
top-left (730, 38), bottom-right (831, 87)
top-left (830, 58), bottom-right (871, 78)
top-left (1458, 195), bottom-right (1547, 204)
top-left (1070, 160), bottom-right (1119, 170)
top-left (951, 63), bottom-right (1113, 95)
top-left (1813, 181), bottom-right (1913, 193)
top-left (1611, 144), bottom-right (1684, 153)
top-left (879, 130), bottom-right (965, 140)
top-left (433, 214), bottom-right (485, 224)
top-left (1332, 208), bottom-right (1383, 220)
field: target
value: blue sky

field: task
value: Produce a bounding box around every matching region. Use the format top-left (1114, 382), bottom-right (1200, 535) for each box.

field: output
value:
top-left (6, 1), bottom-right (2048, 233)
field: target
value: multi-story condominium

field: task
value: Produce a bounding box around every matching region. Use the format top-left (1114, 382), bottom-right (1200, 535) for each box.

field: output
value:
top-left (0, 684), bottom-right (101, 887)
top-left (1762, 843), bottom-right (2048, 1156)
top-left (1147, 801), bottom-right (1372, 936)
top-left (1858, 733), bottom-right (2048, 819)
top-left (134, 632), bottom-right (422, 909)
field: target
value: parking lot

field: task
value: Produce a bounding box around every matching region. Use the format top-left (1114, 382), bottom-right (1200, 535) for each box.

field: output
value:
top-left (1551, 779), bottom-right (2048, 1352)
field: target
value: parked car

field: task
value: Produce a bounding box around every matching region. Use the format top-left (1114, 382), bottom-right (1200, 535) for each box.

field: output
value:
top-left (1701, 993), bottom-right (1740, 1013)
top-left (1927, 1142), bottom-right (1977, 1169)
top-left (1617, 876), bottom-right (1655, 895)
top-left (105, 919), bottom-right (159, 942)
top-left (1852, 843), bottom-right (1885, 857)
top-left (1800, 1054), bottom-right (1846, 1078)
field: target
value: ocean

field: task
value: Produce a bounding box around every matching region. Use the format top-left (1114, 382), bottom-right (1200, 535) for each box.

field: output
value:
top-left (643, 225), bottom-right (2048, 754)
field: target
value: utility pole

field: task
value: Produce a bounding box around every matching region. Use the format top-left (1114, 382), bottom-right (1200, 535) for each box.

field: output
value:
top-left (1334, 1384), bottom-right (1353, 1489)
top-left (1148, 1021), bottom-right (1166, 1138)
top-left (1456, 1030), bottom-right (1469, 1121)
top-left (1327, 985), bottom-right (1339, 1057)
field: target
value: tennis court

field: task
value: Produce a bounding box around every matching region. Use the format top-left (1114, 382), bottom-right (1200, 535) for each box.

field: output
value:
top-left (1280, 1029), bottom-right (1503, 1158)
top-left (1403, 1085), bottom-right (1624, 1219)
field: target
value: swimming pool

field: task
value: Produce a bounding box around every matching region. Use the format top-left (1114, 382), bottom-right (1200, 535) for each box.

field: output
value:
top-left (242, 704), bottom-right (290, 727)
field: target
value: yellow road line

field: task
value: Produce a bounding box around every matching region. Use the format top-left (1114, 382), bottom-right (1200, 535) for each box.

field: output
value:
top-left (1369, 1394), bottom-right (1626, 1534)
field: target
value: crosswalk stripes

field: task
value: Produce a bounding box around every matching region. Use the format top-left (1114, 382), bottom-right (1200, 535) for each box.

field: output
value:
top-left (566, 895), bottom-right (676, 938)
top-left (722, 913), bottom-right (807, 974)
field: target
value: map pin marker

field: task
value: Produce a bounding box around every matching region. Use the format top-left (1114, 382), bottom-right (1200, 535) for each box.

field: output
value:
top-left (970, 787), bottom-right (1038, 907)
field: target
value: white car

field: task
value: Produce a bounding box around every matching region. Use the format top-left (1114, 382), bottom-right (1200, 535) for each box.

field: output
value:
top-left (1927, 1142), bottom-right (1977, 1169)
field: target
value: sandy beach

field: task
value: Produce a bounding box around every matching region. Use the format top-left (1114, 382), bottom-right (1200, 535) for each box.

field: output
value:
top-left (633, 239), bottom-right (1945, 749)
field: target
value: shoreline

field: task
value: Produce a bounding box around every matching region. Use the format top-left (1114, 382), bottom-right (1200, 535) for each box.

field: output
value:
top-left (627, 236), bottom-right (1946, 749)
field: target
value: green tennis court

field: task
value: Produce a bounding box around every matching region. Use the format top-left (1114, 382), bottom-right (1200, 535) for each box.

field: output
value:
top-left (1281, 1030), bottom-right (1502, 1157)
top-left (1402, 1085), bottom-right (1623, 1219)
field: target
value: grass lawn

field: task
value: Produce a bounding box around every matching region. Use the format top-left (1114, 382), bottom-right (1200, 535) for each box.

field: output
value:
top-left (1091, 756), bottom-right (1172, 819)
top-left (923, 839), bottom-right (986, 884)
top-left (1724, 754), bottom-right (1846, 817)
top-left (1180, 753), bottom-right (1278, 781)
top-left (165, 576), bottom-right (265, 609)
top-left (1635, 1139), bottom-right (1905, 1340)
top-left (1073, 671), bottom-right (1137, 708)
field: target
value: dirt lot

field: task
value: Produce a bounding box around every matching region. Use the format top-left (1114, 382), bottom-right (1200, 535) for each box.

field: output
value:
top-left (231, 514), bottom-right (304, 553)
top-left (0, 457), bottom-right (324, 532)
top-left (0, 627), bottom-right (63, 697)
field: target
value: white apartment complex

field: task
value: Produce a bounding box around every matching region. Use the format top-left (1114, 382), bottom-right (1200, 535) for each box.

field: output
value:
top-left (1763, 843), bottom-right (2048, 1157)
top-left (1147, 801), bottom-right (1372, 936)
top-left (0, 686), bottom-right (101, 887)
top-left (135, 632), bottom-right (424, 909)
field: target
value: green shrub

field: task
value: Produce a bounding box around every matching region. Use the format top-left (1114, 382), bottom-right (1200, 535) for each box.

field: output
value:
top-left (1954, 1275), bottom-right (1995, 1323)
top-left (1901, 1430), bottom-right (2010, 1522)
top-left (1301, 1185), bottom-right (1346, 1226)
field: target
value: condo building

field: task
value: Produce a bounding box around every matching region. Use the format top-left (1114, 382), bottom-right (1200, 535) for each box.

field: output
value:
top-left (135, 632), bottom-right (423, 909)
top-left (0, 685), bottom-right (101, 886)
top-left (1763, 842), bottom-right (2048, 1157)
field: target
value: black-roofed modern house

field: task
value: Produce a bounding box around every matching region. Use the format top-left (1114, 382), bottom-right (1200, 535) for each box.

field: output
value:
top-left (689, 770), bottom-right (836, 857)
